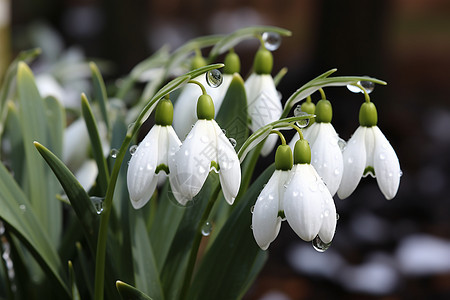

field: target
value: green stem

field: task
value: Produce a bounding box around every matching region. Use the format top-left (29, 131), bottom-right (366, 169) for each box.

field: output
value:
top-left (180, 183), bottom-right (222, 299)
top-left (356, 83), bottom-right (371, 103)
top-left (270, 129), bottom-right (286, 145)
top-left (188, 79), bottom-right (207, 95)
top-left (318, 88), bottom-right (326, 100)
top-left (287, 123), bottom-right (304, 140)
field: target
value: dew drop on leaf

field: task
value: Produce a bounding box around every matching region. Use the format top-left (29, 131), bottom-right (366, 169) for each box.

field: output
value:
top-left (91, 197), bottom-right (104, 214)
top-left (206, 69), bottom-right (223, 88)
top-left (262, 32), bottom-right (281, 51)
top-left (360, 80), bottom-right (375, 94)
top-left (201, 221), bottom-right (212, 236)
top-left (229, 138), bottom-right (237, 148)
top-left (110, 148), bottom-right (119, 159)
top-left (129, 145), bottom-right (138, 155)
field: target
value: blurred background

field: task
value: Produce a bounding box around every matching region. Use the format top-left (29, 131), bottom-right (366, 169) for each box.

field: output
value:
top-left (2, 0), bottom-right (450, 299)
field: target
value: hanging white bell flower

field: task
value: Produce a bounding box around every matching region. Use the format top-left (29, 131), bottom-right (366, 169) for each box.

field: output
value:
top-left (337, 101), bottom-right (401, 200)
top-left (245, 47), bottom-right (282, 157)
top-left (289, 99), bottom-right (343, 196)
top-left (169, 93), bottom-right (241, 206)
top-left (127, 98), bottom-right (181, 209)
top-left (252, 144), bottom-right (292, 250)
top-left (284, 139), bottom-right (337, 244)
top-left (172, 51), bottom-right (238, 139)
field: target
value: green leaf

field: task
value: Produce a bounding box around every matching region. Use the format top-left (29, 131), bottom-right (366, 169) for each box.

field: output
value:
top-left (130, 209), bottom-right (164, 300)
top-left (3, 101), bottom-right (25, 183)
top-left (44, 96), bottom-right (65, 158)
top-left (149, 181), bottom-right (186, 270)
top-left (68, 261), bottom-right (81, 300)
top-left (209, 26), bottom-right (292, 59)
top-left (282, 70), bottom-right (387, 117)
top-left (81, 93), bottom-right (110, 194)
top-left (216, 73), bottom-right (249, 150)
top-left (0, 162), bottom-right (69, 296)
top-left (165, 35), bottom-right (223, 73)
top-left (17, 61), bottom-right (62, 246)
top-left (116, 281), bottom-right (153, 300)
top-left (34, 142), bottom-right (98, 251)
top-left (187, 165), bottom-right (274, 299)
top-left (90, 62), bottom-right (110, 130)
top-left (185, 63), bottom-right (225, 80)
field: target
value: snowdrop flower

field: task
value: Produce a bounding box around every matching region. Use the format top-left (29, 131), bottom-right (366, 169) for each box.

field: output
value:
top-left (289, 99), bottom-right (343, 196)
top-left (338, 101), bottom-right (401, 200)
top-left (172, 51), bottom-right (238, 139)
top-left (284, 138), bottom-right (337, 244)
top-left (252, 144), bottom-right (292, 250)
top-left (245, 47), bottom-right (282, 156)
top-left (127, 98), bottom-right (181, 209)
top-left (169, 92), bottom-right (241, 206)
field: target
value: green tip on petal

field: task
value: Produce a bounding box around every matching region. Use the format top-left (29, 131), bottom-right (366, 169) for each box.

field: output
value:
top-left (197, 94), bottom-right (215, 120)
top-left (359, 102), bottom-right (378, 127)
top-left (253, 47), bottom-right (273, 75)
top-left (275, 145), bottom-right (293, 171)
top-left (223, 51), bottom-right (241, 74)
top-left (315, 99), bottom-right (332, 123)
top-left (294, 139), bottom-right (311, 164)
top-left (155, 98), bottom-right (174, 126)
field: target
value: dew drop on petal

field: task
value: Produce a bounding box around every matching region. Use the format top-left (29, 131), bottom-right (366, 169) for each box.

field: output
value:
top-left (347, 157), bottom-right (353, 164)
top-left (262, 32), bottom-right (281, 51)
top-left (360, 80), bottom-right (375, 94)
top-left (324, 209), bottom-right (330, 217)
top-left (110, 148), bottom-right (119, 159)
top-left (399, 170), bottom-right (403, 177)
top-left (336, 213), bottom-right (340, 221)
top-left (334, 169), bottom-right (340, 176)
top-left (90, 197), bottom-right (104, 214)
top-left (129, 145), bottom-right (138, 155)
top-left (229, 138), bottom-right (237, 148)
top-left (379, 153), bottom-right (386, 160)
top-left (222, 128), bottom-right (227, 135)
top-left (338, 138), bottom-right (346, 150)
top-left (201, 221), bottom-right (212, 236)
top-left (312, 235), bottom-right (332, 252)
top-left (206, 69), bottom-right (223, 88)
top-left (250, 205), bottom-right (255, 214)
top-left (19, 204), bottom-right (26, 213)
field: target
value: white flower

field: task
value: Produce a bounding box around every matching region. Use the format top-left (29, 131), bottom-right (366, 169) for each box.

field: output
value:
top-left (337, 126), bottom-right (401, 200)
top-left (289, 122), bottom-right (344, 196)
top-left (245, 73), bottom-right (282, 156)
top-left (169, 119), bottom-right (241, 205)
top-left (127, 125), bottom-right (181, 209)
top-left (252, 170), bottom-right (290, 250)
top-left (172, 75), bottom-right (233, 139)
top-left (284, 164), bottom-right (337, 243)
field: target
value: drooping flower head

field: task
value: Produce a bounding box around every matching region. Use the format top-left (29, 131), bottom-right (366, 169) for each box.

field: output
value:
top-left (338, 98), bottom-right (401, 200)
top-left (289, 96), bottom-right (343, 196)
top-left (169, 82), bottom-right (241, 206)
top-left (127, 97), bottom-right (181, 209)
top-left (245, 47), bottom-right (282, 157)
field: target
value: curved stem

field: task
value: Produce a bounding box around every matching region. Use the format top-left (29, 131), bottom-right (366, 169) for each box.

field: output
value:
top-left (286, 123), bottom-right (304, 140)
top-left (188, 79), bottom-right (207, 95)
top-left (270, 129), bottom-right (286, 145)
top-left (180, 183), bottom-right (222, 299)
top-left (318, 88), bottom-right (326, 100)
top-left (356, 83), bottom-right (371, 103)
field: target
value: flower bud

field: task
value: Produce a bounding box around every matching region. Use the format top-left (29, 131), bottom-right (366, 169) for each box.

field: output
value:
top-left (359, 102), bottom-right (378, 127)
top-left (155, 98), bottom-right (174, 126)
top-left (253, 47), bottom-right (273, 75)
top-left (223, 51), bottom-right (241, 74)
top-left (315, 99), bottom-right (332, 123)
top-left (275, 145), bottom-right (293, 171)
top-left (196, 94), bottom-right (215, 120)
top-left (191, 55), bottom-right (206, 70)
top-left (294, 139), bottom-right (311, 164)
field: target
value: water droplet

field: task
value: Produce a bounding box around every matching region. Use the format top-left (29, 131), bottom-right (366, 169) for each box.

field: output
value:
top-left (222, 128), bottom-right (227, 135)
top-left (229, 138), bottom-right (237, 148)
top-left (388, 172), bottom-right (393, 177)
top-left (312, 235), bottom-right (332, 252)
top-left (250, 205), bottom-right (255, 213)
top-left (199, 165), bottom-right (206, 174)
top-left (292, 191), bottom-right (299, 197)
top-left (110, 149), bottom-right (119, 159)
top-left (360, 81), bottom-right (375, 94)
top-left (336, 213), bottom-right (340, 221)
top-left (206, 69), bottom-right (223, 88)
top-left (379, 153), bottom-right (386, 160)
top-left (324, 209), bottom-right (330, 217)
top-left (334, 169), bottom-right (340, 176)
top-left (201, 221), bottom-right (212, 236)
top-left (19, 204), bottom-right (26, 212)
top-left (127, 122), bottom-right (135, 130)
top-left (347, 157), bottom-right (353, 164)
top-left (91, 197), bottom-right (104, 214)
top-left (268, 194), bottom-right (274, 200)
top-left (293, 107), bottom-right (310, 128)
top-left (399, 170), bottom-right (403, 177)
top-left (309, 183), bottom-right (318, 192)
top-left (262, 32), bottom-right (282, 51)
top-left (338, 138), bottom-right (346, 150)
top-left (184, 150), bottom-right (190, 156)
top-left (129, 145), bottom-right (138, 155)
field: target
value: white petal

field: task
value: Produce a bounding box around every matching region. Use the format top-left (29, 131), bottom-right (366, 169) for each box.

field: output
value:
top-left (212, 74), bottom-right (233, 115)
top-left (303, 122), bottom-right (320, 145)
top-left (288, 131), bottom-right (300, 150)
top-left (159, 126), bottom-right (182, 168)
top-left (260, 133), bottom-right (279, 157)
top-left (212, 121), bottom-right (241, 205)
top-left (63, 118), bottom-right (90, 171)
top-left (172, 77), bottom-right (202, 139)
top-left (337, 126), bottom-right (367, 199)
top-left (372, 126), bottom-right (401, 200)
top-left (170, 120), bottom-right (215, 202)
top-left (127, 126), bottom-right (160, 209)
top-left (284, 164), bottom-right (323, 241)
top-left (252, 170), bottom-right (285, 250)
top-left (75, 159), bottom-right (98, 192)
top-left (309, 123), bottom-right (343, 196)
top-left (246, 74), bottom-right (282, 142)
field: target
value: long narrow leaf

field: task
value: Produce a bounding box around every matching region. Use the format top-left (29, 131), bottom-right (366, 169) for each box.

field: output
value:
top-left (116, 281), bottom-right (153, 300)
top-left (90, 62), bottom-right (110, 130)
